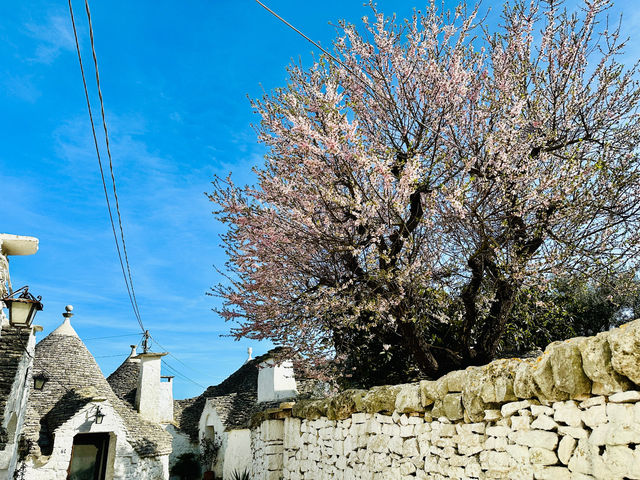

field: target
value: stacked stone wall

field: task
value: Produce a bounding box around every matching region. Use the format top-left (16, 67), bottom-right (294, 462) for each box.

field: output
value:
top-left (250, 319), bottom-right (640, 479)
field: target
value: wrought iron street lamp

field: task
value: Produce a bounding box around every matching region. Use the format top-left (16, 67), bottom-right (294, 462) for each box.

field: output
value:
top-left (33, 373), bottom-right (48, 390)
top-left (94, 407), bottom-right (105, 425)
top-left (1, 286), bottom-right (43, 328)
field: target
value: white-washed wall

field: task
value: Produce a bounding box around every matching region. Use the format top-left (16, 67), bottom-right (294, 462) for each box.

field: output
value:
top-left (250, 319), bottom-right (640, 480)
top-left (21, 400), bottom-right (168, 480)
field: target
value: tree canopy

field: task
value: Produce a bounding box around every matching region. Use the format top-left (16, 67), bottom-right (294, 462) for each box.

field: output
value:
top-left (210, 0), bottom-right (640, 384)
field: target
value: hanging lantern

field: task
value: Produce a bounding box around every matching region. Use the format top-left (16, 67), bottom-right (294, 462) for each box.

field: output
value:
top-left (2, 286), bottom-right (43, 328)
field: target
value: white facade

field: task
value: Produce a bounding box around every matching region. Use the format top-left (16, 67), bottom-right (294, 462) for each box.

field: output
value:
top-left (257, 359), bottom-right (298, 403)
top-left (198, 400), bottom-right (253, 480)
top-left (22, 399), bottom-right (168, 480)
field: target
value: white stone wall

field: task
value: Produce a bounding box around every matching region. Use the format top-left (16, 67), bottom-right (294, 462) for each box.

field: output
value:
top-left (250, 319), bottom-right (640, 480)
top-left (21, 400), bottom-right (168, 480)
top-left (258, 359), bottom-right (298, 403)
top-left (252, 394), bottom-right (640, 479)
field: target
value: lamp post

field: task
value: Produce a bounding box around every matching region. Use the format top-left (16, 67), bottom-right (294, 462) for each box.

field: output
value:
top-left (1, 286), bottom-right (43, 328)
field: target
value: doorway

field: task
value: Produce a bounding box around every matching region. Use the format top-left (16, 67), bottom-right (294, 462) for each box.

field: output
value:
top-left (67, 433), bottom-right (110, 480)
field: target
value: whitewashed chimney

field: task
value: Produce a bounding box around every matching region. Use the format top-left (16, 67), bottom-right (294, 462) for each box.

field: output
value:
top-left (257, 353), bottom-right (298, 403)
top-left (135, 352), bottom-right (173, 423)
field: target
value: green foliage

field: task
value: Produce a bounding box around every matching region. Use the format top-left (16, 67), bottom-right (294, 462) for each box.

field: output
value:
top-left (230, 469), bottom-right (251, 480)
top-left (169, 453), bottom-right (201, 480)
top-left (200, 436), bottom-right (222, 470)
top-left (500, 273), bottom-right (640, 354)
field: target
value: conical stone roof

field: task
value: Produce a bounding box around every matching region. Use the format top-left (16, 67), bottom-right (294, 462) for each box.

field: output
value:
top-left (107, 345), bottom-right (140, 407)
top-left (22, 314), bottom-right (171, 458)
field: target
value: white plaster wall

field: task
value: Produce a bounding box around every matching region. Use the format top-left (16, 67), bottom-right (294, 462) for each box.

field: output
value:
top-left (136, 355), bottom-right (163, 423)
top-left (164, 424), bottom-right (198, 474)
top-left (21, 400), bottom-right (168, 480)
top-left (198, 400), bottom-right (226, 477)
top-left (222, 429), bottom-right (252, 480)
top-left (257, 359), bottom-right (297, 403)
top-left (0, 323), bottom-right (36, 480)
top-left (159, 381), bottom-right (174, 424)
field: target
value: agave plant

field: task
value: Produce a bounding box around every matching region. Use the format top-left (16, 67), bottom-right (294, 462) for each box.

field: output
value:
top-left (230, 469), bottom-right (250, 480)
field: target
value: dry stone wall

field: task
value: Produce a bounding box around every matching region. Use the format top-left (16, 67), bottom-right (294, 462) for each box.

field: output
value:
top-left (250, 319), bottom-right (640, 480)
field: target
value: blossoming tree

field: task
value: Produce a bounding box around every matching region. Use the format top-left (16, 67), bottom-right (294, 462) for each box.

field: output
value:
top-left (210, 0), bottom-right (640, 382)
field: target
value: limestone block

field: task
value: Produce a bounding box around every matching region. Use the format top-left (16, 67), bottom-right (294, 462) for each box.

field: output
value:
top-left (505, 444), bottom-right (530, 463)
top-left (431, 399), bottom-right (445, 419)
top-left (419, 379), bottom-right (446, 407)
top-left (395, 383), bottom-right (423, 413)
top-left (399, 425), bottom-right (414, 437)
top-left (442, 393), bottom-right (464, 421)
top-left (359, 385), bottom-right (401, 414)
top-left (508, 430), bottom-right (559, 449)
top-left (261, 419), bottom-right (285, 441)
top-left (553, 401), bottom-right (583, 427)
top-left (502, 399), bottom-right (534, 417)
top-left (606, 402), bottom-right (635, 425)
top-left (484, 409), bottom-right (502, 421)
top-left (399, 461), bottom-right (416, 475)
top-left (557, 435), bottom-right (576, 465)
top-left (557, 426), bottom-right (588, 439)
top-left (514, 361), bottom-right (541, 399)
top-left (579, 332), bottom-right (632, 395)
top-left (530, 404), bottom-right (554, 417)
top-left (461, 366), bottom-right (490, 422)
top-left (609, 390), bottom-right (640, 403)
top-left (532, 466), bottom-right (572, 479)
top-left (381, 422), bottom-right (399, 437)
top-left (608, 319), bottom-right (640, 385)
top-left (531, 348), bottom-right (570, 402)
top-left (579, 396), bottom-right (605, 409)
top-left (402, 438), bottom-right (419, 458)
top-left (388, 435), bottom-right (403, 455)
top-left (581, 404), bottom-right (606, 428)
top-left (529, 447), bottom-right (558, 465)
top-left (368, 434), bottom-right (390, 454)
top-left (486, 425), bottom-right (511, 437)
top-left (511, 415), bottom-right (532, 430)
top-left (530, 415), bottom-right (557, 431)
top-left (479, 450), bottom-right (516, 474)
top-left (444, 369), bottom-right (466, 392)
top-left (479, 358), bottom-right (520, 404)
top-left (567, 438), bottom-right (595, 475)
top-left (601, 445), bottom-right (635, 478)
top-left (284, 418), bottom-right (302, 450)
top-left (352, 412), bottom-right (367, 424)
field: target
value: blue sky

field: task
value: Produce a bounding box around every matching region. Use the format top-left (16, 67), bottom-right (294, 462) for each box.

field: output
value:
top-left (1, 0), bottom-right (639, 399)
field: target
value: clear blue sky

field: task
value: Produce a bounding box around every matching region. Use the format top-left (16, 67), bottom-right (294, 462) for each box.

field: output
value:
top-left (1, 0), bottom-right (638, 399)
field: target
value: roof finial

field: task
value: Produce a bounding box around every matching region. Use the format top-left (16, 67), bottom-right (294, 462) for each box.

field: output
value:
top-left (246, 347), bottom-right (253, 363)
top-left (130, 344), bottom-right (137, 357)
top-left (63, 305), bottom-right (74, 319)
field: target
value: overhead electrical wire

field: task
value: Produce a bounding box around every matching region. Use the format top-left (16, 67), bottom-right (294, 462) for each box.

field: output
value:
top-left (67, 0), bottom-right (145, 334)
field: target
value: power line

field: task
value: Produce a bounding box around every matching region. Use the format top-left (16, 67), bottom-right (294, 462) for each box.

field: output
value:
top-left (161, 359), bottom-right (207, 389)
top-left (150, 334), bottom-right (207, 377)
top-left (254, 0), bottom-right (370, 91)
top-left (67, 0), bottom-right (145, 334)
top-left (84, 333), bottom-right (140, 341)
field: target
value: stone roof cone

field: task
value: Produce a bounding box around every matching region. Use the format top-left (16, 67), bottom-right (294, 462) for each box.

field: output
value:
top-left (23, 306), bottom-right (171, 458)
top-left (107, 344), bottom-right (141, 407)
